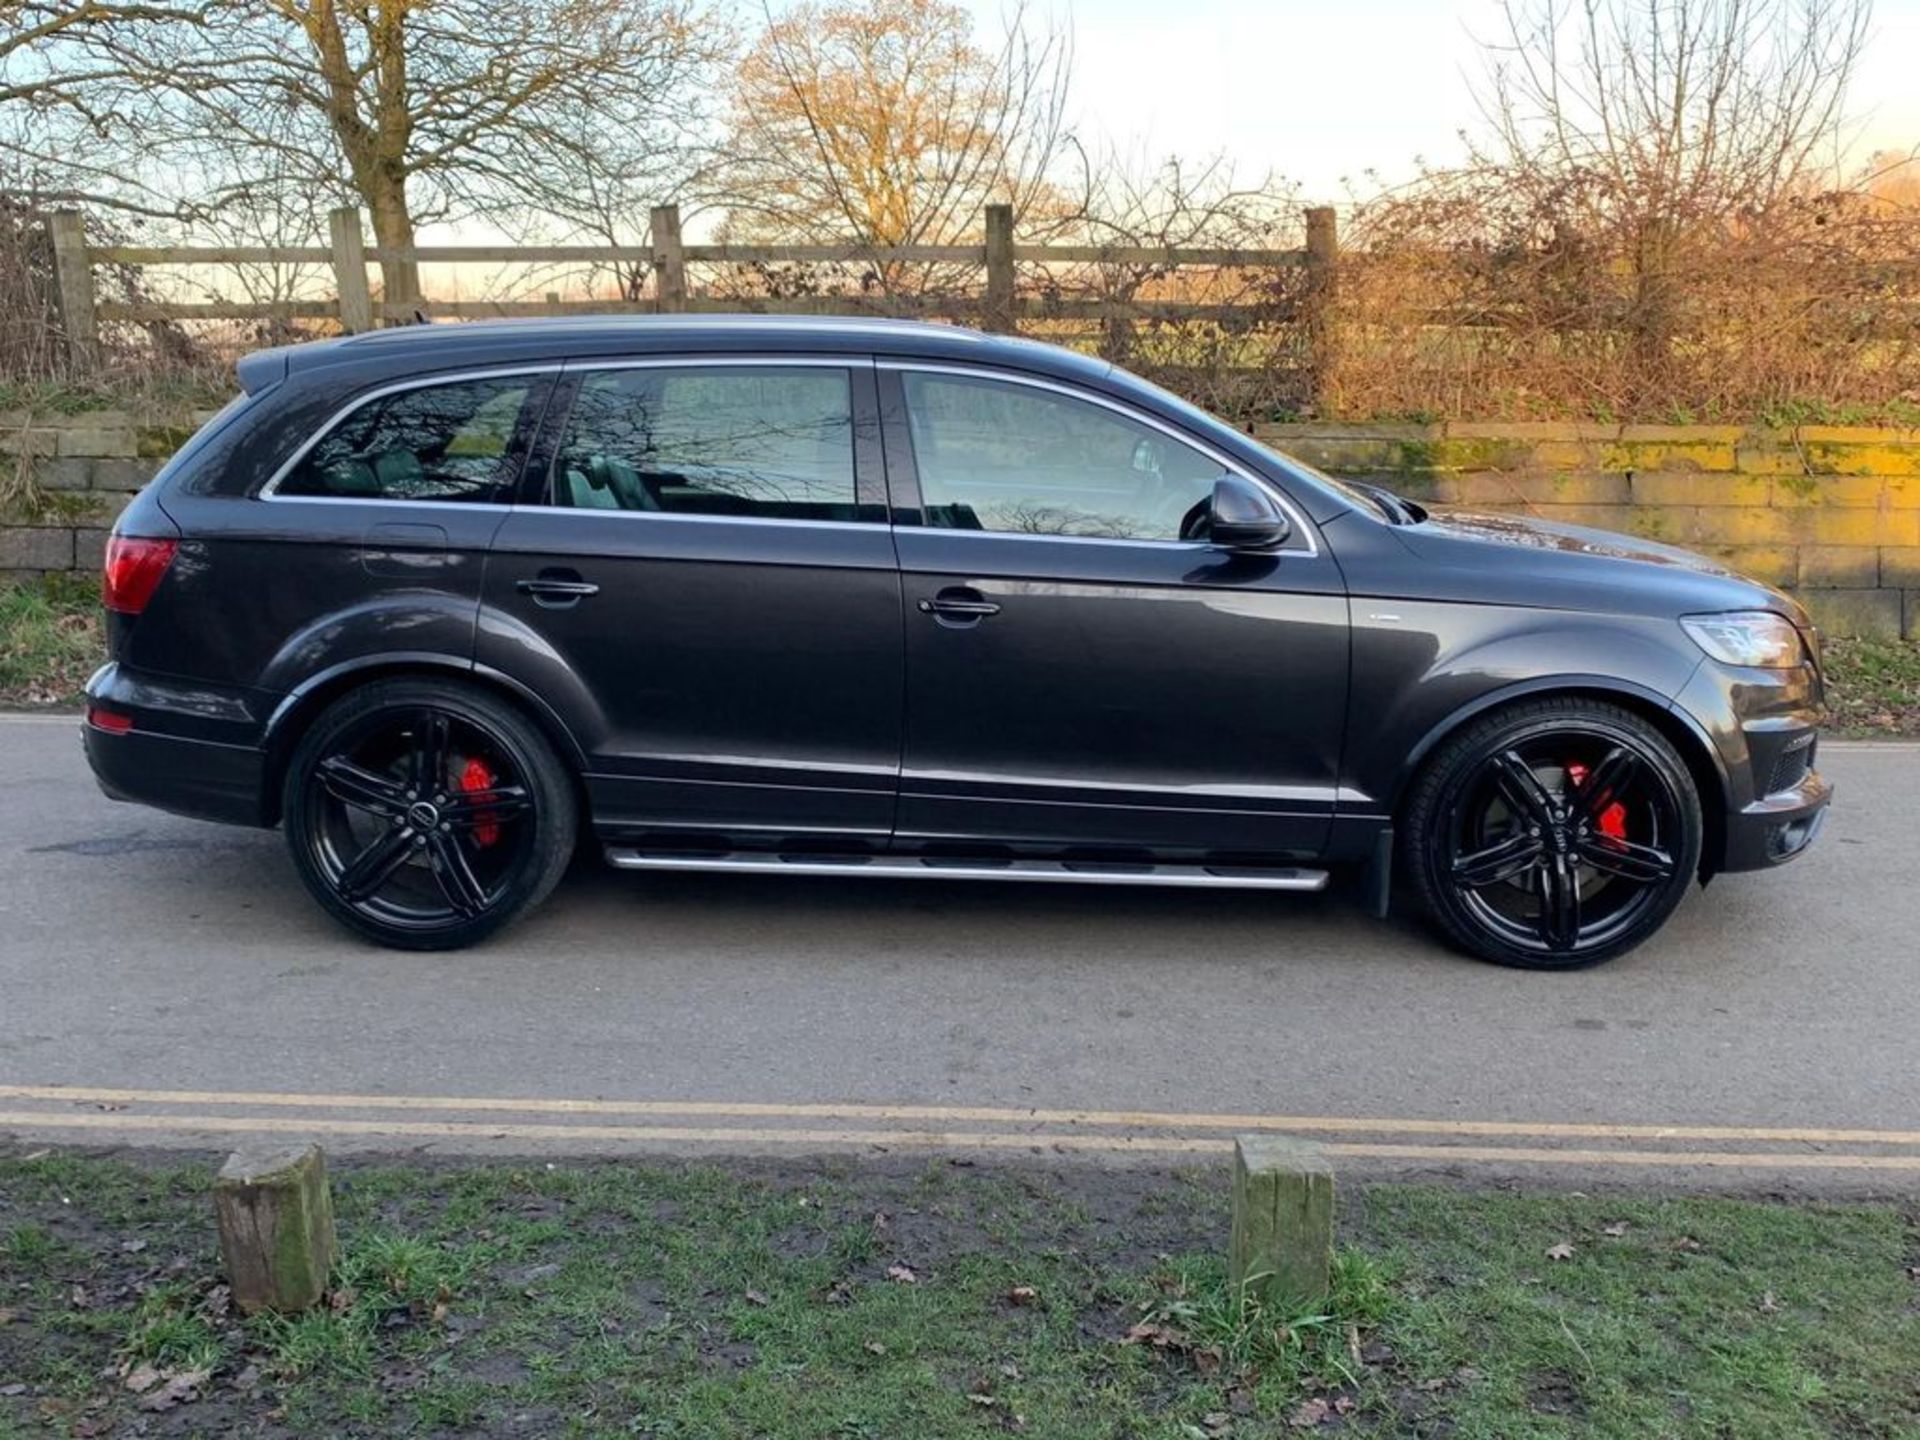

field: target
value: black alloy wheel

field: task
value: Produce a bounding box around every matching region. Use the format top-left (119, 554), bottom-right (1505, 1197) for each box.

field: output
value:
top-left (1402, 698), bottom-right (1702, 969)
top-left (282, 678), bottom-right (577, 950)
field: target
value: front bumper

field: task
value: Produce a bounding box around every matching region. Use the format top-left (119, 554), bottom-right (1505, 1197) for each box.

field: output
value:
top-left (1671, 649), bottom-right (1832, 875)
top-left (1720, 758), bottom-right (1831, 871)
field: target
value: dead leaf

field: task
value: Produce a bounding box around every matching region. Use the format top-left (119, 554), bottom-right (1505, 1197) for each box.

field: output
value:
top-left (328, 1285), bottom-right (358, 1311)
top-left (966, 1392), bottom-right (997, 1408)
top-left (1672, 1236), bottom-right (1705, 1253)
top-left (123, 1363), bottom-right (162, 1395)
top-left (1333, 1396), bottom-right (1356, 1415)
top-left (1200, 1412), bottom-right (1233, 1437)
top-left (1288, 1396), bottom-right (1331, 1428)
top-left (825, 1279), bottom-right (856, 1305)
top-left (1601, 1222), bottom-right (1629, 1237)
top-left (1759, 1291), bottom-right (1781, 1313)
top-left (0, 1383), bottom-right (26, 1397)
top-left (118, 1238), bottom-right (146, 1254)
top-left (203, 1285), bottom-right (230, 1320)
top-left (999, 1362), bottom-right (1021, 1380)
top-left (743, 1290), bottom-right (769, 1307)
top-left (1545, 1241), bottom-right (1575, 1261)
top-left (885, 1263), bottom-right (918, 1285)
top-left (863, 1340), bottom-right (886, 1356)
top-left (1193, 1346), bottom-right (1223, 1376)
top-left (1008, 1285), bottom-right (1038, 1306)
top-left (1123, 1321), bottom-right (1187, 1349)
top-left (135, 1368), bottom-right (210, 1412)
top-left (430, 1301), bottom-right (448, 1324)
top-left (68, 1285), bottom-right (91, 1309)
top-left (0, 1308), bottom-right (14, 1325)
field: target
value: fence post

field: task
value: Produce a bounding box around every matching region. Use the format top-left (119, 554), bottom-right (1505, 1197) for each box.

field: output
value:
top-left (650, 204), bottom-right (686, 314)
top-left (49, 210), bottom-right (98, 370)
top-left (983, 204), bottom-right (1015, 333)
top-left (329, 207), bottom-right (374, 334)
top-left (1303, 206), bottom-right (1339, 415)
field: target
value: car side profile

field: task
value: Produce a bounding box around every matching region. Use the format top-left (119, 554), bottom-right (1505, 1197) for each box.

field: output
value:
top-left (84, 316), bottom-right (1830, 968)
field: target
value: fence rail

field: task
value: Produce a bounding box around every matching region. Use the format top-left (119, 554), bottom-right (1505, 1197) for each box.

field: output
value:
top-left (50, 200), bottom-right (1339, 384)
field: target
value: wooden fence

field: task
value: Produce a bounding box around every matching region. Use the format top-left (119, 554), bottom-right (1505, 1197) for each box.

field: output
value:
top-left (45, 200), bottom-right (1338, 379)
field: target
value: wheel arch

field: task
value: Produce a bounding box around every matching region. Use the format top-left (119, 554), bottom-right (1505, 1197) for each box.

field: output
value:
top-left (1390, 677), bottom-right (1729, 876)
top-left (259, 655), bottom-right (590, 826)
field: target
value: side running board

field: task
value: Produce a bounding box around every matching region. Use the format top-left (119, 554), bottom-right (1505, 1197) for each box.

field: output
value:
top-left (603, 849), bottom-right (1329, 891)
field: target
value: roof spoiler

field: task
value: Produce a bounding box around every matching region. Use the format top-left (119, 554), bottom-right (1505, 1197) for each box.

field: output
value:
top-left (235, 346), bottom-right (292, 395)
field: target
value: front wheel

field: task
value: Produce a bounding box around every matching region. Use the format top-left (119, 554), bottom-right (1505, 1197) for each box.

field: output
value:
top-left (282, 678), bottom-right (577, 950)
top-left (1400, 698), bottom-right (1703, 969)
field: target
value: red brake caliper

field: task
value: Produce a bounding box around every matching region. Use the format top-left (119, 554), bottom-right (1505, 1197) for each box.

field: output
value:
top-left (1565, 762), bottom-right (1628, 840)
top-left (458, 756), bottom-right (500, 848)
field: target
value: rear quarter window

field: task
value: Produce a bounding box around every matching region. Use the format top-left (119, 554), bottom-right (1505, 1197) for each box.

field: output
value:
top-left (274, 376), bottom-right (538, 503)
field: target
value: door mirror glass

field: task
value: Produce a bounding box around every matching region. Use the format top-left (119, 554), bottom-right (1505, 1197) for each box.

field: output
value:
top-left (1206, 475), bottom-right (1292, 551)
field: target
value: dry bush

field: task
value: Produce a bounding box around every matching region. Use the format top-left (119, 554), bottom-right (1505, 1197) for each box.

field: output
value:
top-left (1329, 169), bottom-right (1920, 424)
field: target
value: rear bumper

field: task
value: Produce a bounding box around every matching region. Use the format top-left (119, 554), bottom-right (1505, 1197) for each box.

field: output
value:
top-left (83, 662), bottom-right (272, 828)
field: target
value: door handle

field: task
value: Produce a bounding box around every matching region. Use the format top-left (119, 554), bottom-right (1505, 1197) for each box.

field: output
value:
top-left (918, 587), bottom-right (1001, 625)
top-left (516, 571), bottom-right (600, 607)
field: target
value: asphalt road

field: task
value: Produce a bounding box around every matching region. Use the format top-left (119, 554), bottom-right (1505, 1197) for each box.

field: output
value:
top-left (2, 714), bottom-right (1916, 1190)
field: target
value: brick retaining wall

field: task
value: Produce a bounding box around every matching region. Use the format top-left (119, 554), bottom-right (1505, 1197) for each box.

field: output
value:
top-left (6, 412), bottom-right (1920, 638)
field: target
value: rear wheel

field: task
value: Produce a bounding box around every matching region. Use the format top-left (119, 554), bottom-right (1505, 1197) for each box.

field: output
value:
top-left (282, 678), bottom-right (577, 950)
top-left (1401, 698), bottom-right (1702, 969)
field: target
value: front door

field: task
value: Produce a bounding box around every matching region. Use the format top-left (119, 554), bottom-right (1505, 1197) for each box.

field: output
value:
top-left (884, 365), bottom-right (1349, 859)
top-left (478, 358), bottom-right (903, 845)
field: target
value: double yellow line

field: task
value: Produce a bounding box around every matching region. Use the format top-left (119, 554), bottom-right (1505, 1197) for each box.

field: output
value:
top-left (3, 1084), bottom-right (1918, 1171)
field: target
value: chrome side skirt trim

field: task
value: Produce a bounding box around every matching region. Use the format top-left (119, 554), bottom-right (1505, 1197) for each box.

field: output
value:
top-left (603, 849), bottom-right (1330, 891)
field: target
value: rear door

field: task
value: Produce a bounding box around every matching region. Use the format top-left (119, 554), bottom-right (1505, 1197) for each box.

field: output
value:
top-left (476, 357), bottom-right (904, 845)
top-left (884, 364), bottom-right (1350, 859)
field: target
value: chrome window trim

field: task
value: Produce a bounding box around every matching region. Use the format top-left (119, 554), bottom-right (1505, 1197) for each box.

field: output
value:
top-left (503, 508), bottom-right (887, 535)
top-left (880, 360), bottom-right (1320, 558)
top-left (258, 364), bottom-right (565, 501)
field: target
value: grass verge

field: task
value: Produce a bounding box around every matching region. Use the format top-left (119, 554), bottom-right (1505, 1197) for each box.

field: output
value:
top-left (1822, 636), bottom-right (1920, 737)
top-left (0, 1153), bottom-right (1915, 1438)
top-left (0, 577), bottom-right (100, 708)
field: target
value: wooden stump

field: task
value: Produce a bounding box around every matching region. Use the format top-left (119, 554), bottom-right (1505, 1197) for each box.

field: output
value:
top-left (214, 1144), bottom-right (335, 1314)
top-left (1229, 1135), bottom-right (1334, 1310)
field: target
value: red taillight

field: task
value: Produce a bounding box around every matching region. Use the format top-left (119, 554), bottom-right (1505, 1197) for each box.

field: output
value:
top-left (102, 535), bottom-right (179, 615)
top-left (86, 704), bottom-right (134, 734)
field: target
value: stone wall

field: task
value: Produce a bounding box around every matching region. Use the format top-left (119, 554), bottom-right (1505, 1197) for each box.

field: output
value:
top-left (7, 411), bottom-right (1920, 638)
top-left (0, 411), bottom-right (200, 583)
top-left (1258, 421), bottom-right (1920, 639)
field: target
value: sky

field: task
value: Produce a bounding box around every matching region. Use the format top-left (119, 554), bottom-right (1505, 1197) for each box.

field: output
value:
top-left (949, 0), bottom-right (1920, 203)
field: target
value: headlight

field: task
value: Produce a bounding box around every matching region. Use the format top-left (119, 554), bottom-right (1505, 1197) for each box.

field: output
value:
top-left (1681, 611), bottom-right (1805, 668)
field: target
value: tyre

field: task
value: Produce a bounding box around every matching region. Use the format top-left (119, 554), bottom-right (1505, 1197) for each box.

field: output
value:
top-left (282, 677), bottom-right (577, 950)
top-left (1400, 698), bottom-right (1702, 969)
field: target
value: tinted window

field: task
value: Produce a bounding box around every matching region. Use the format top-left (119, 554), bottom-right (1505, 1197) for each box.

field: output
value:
top-left (901, 372), bottom-right (1225, 540)
top-left (278, 376), bottom-right (535, 502)
top-left (551, 367), bottom-right (863, 522)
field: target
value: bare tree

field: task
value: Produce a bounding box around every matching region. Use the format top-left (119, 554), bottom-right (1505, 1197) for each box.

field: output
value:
top-left (2, 0), bottom-right (730, 299)
top-left (1469, 0), bottom-right (1872, 381)
top-left (721, 0), bottom-right (1080, 265)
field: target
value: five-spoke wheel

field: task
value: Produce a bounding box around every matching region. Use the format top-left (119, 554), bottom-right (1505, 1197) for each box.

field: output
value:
top-left (1402, 699), bottom-right (1702, 968)
top-left (282, 678), bottom-right (576, 950)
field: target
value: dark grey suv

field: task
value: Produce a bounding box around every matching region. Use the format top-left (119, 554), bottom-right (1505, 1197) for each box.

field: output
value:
top-left (84, 317), bottom-right (1831, 966)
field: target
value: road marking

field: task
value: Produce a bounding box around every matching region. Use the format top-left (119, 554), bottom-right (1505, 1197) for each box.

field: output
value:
top-left (2, 1084), bottom-right (1917, 1148)
top-left (5, 1110), bottom-right (1920, 1170)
